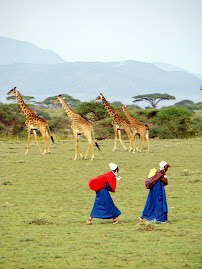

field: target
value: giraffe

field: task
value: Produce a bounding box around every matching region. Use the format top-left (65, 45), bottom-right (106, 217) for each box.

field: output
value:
top-left (52, 95), bottom-right (100, 161)
top-left (7, 87), bottom-right (54, 155)
top-left (96, 93), bottom-right (133, 152)
top-left (119, 105), bottom-right (150, 152)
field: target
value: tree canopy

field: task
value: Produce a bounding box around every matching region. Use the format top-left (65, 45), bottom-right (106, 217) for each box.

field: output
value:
top-left (132, 93), bottom-right (176, 108)
top-left (43, 94), bottom-right (81, 107)
top-left (6, 95), bottom-right (35, 104)
top-left (175, 100), bottom-right (195, 106)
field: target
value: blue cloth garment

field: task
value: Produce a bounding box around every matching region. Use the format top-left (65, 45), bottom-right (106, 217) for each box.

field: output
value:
top-left (141, 180), bottom-right (168, 222)
top-left (91, 182), bottom-right (121, 219)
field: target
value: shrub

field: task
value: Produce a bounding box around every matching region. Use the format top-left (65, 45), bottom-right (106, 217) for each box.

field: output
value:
top-left (191, 115), bottom-right (202, 136)
top-left (27, 213), bottom-right (53, 225)
top-left (149, 126), bottom-right (173, 139)
top-left (136, 220), bottom-right (158, 231)
top-left (153, 106), bottom-right (194, 138)
top-left (37, 110), bottom-right (52, 120)
top-left (94, 118), bottom-right (114, 139)
top-left (75, 101), bottom-right (108, 121)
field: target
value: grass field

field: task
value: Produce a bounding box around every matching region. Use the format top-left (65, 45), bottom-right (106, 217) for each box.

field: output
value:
top-left (0, 137), bottom-right (201, 268)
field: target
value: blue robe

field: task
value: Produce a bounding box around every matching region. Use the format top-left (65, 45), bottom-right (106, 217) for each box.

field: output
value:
top-left (141, 180), bottom-right (168, 222)
top-left (91, 182), bottom-right (121, 219)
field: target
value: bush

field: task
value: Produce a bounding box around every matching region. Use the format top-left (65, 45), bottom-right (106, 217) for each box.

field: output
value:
top-left (192, 115), bottom-right (202, 136)
top-left (149, 126), bottom-right (173, 139)
top-left (94, 118), bottom-right (114, 139)
top-left (0, 103), bottom-right (25, 136)
top-left (36, 110), bottom-right (52, 120)
top-left (75, 101), bottom-right (108, 121)
top-left (130, 109), bottom-right (158, 126)
top-left (153, 106), bottom-right (194, 138)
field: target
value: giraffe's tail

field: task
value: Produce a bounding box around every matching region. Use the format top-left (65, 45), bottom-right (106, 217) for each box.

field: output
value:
top-left (95, 141), bottom-right (101, 151)
top-left (51, 135), bottom-right (54, 143)
top-left (92, 125), bottom-right (101, 151)
top-left (47, 124), bottom-right (54, 143)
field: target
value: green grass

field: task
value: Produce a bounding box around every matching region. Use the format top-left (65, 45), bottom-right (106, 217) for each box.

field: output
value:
top-left (0, 137), bottom-right (202, 268)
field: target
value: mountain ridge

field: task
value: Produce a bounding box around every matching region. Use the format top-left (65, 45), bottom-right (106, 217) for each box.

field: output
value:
top-left (0, 37), bottom-right (65, 64)
top-left (0, 37), bottom-right (201, 106)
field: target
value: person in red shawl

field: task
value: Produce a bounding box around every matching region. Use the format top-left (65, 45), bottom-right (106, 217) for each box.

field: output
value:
top-left (86, 163), bottom-right (121, 225)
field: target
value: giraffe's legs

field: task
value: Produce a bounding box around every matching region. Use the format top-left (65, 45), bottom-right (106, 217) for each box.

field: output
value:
top-left (39, 127), bottom-right (48, 154)
top-left (73, 132), bottom-right (84, 160)
top-left (132, 132), bottom-right (139, 153)
top-left (124, 128), bottom-right (133, 152)
top-left (129, 137), bottom-right (133, 152)
top-left (117, 129), bottom-right (127, 151)
top-left (85, 140), bottom-right (94, 161)
top-left (146, 130), bottom-right (150, 152)
top-left (84, 129), bottom-right (94, 160)
top-left (33, 130), bottom-right (43, 154)
top-left (113, 127), bottom-right (117, 151)
top-left (138, 139), bottom-right (145, 152)
top-left (25, 127), bottom-right (31, 155)
top-left (46, 130), bottom-right (51, 153)
top-left (43, 129), bottom-right (50, 154)
top-left (90, 141), bottom-right (94, 161)
top-left (43, 127), bottom-right (51, 153)
top-left (139, 131), bottom-right (150, 152)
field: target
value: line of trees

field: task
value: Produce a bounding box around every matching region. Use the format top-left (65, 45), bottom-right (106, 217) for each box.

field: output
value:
top-left (1, 93), bottom-right (202, 139)
top-left (6, 93), bottom-right (202, 110)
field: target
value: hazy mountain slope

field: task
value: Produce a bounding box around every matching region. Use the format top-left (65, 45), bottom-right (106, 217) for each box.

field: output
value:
top-left (152, 62), bottom-right (188, 72)
top-left (0, 61), bottom-right (201, 105)
top-left (196, 74), bottom-right (202, 80)
top-left (0, 37), bottom-right (65, 64)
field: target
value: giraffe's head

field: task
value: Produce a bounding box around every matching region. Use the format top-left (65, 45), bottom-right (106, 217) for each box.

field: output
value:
top-left (7, 87), bottom-right (18, 96)
top-left (96, 93), bottom-right (104, 101)
top-left (52, 95), bottom-right (64, 105)
top-left (118, 105), bottom-right (126, 112)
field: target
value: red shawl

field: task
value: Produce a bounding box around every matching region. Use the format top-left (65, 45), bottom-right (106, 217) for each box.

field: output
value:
top-left (89, 171), bottom-right (117, 192)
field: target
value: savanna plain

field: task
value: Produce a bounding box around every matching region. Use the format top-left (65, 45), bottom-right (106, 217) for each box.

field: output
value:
top-left (0, 137), bottom-right (201, 269)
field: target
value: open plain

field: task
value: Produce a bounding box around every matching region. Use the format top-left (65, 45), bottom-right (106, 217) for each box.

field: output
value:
top-left (0, 137), bottom-right (201, 268)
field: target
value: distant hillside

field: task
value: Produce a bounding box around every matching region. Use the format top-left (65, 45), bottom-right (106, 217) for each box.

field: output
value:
top-left (0, 61), bottom-right (201, 106)
top-left (0, 37), bottom-right (65, 64)
top-left (196, 74), bottom-right (202, 80)
top-left (153, 62), bottom-right (202, 81)
top-left (152, 62), bottom-right (188, 72)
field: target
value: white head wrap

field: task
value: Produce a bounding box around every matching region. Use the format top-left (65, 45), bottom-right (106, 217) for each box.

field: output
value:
top-left (109, 163), bottom-right (118, 171)
top-left (109, 163), bottom-right (121, 181)
top-left (159, 161), bottom-right (167, 169)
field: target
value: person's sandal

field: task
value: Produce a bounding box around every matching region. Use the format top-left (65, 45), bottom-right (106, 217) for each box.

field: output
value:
top-left (138, 217), bottom-right (143, 222)
top-left (113, 220), bottom-right (118, 224)
top-left (86, 220), bottom-right (92, 225)
top-left (161, 221), bottom-right (167, 224)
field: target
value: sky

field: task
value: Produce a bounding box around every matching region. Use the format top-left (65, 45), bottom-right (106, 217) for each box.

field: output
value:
top-left (0, 0), bottom-right (202, 74)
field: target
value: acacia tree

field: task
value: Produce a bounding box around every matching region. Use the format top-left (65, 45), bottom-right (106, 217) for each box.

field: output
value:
top-left (132, 93), bottom-right (176, 108)
top-left (174, 100), bottom-right (195, 106)
top-left (6, 95), bottom-right (35, 104)
top-left (43, 94), bottom-right (81, 108)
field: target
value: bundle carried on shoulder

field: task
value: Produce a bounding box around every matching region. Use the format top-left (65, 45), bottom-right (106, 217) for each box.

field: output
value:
top-left (145, 168), bottom-right (163, 189)
top-left (89, 171), bottom-right (116, 192)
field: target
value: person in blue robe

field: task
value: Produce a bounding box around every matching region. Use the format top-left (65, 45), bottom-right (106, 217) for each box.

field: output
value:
top-left (139, 161), bottom-right (170, 224)
top-left (90, 182), bottom-right (121, 219)
top-left (86, 163), bottom-right (121, 225)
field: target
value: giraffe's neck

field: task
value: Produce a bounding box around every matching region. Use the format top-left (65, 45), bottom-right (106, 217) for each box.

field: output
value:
top-left (60, 99), bottom-right (79, 120)
top-left (124, 107), bottom-right (139, 124)
top-left (101, 96), bottom-right (116, 118)
top-left (16, 91), bottom-right (32, 116)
